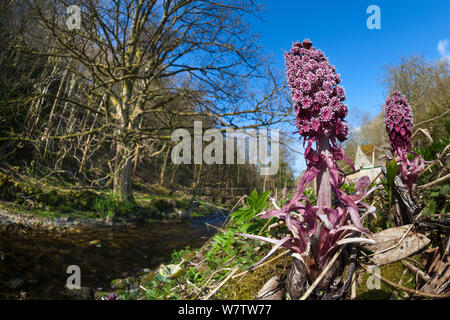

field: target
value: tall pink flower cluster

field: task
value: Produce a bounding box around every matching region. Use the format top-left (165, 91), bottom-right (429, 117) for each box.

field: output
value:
top-left (240, 40), bottom-right (374, 277)
top-left (384, 91), bottom-right (424, 189)
top-left (384, 91), bottom-right (413, 153)
top-left (285, 39), bottom-right (349, 143)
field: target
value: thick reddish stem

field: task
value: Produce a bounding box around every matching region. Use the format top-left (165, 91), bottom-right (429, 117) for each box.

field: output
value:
top-left (316, 134), bottom-right (332, 216)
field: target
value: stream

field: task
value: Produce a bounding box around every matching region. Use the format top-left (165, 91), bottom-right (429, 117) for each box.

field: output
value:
top-left (0, 211), bottom-right (226, 299)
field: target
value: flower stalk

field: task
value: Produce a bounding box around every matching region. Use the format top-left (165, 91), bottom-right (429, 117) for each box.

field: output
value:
top-left (316, 134), bottom-right (332, 224)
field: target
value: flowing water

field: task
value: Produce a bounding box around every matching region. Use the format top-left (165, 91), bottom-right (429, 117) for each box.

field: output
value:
top-left (0, 211), bottom-right (226, 299)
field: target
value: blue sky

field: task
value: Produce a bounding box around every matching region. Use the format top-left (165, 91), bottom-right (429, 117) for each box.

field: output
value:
top-left (247, 0), bottom-right (450, 173)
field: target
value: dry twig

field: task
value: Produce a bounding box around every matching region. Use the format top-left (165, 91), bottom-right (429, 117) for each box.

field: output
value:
top-left (202, 266), bottom-right (239, 300)
top-left (232, 250), bottom-right (290, 279)
top-left (369, 214), bottom-right (422, 257)
top-left (418, 173), bottom-right (450, 190)
top-left (401, 260), bottom-right (431, 282)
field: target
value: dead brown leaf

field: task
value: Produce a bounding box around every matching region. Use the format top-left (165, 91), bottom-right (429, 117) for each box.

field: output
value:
top-left (363, 225), bottom-right (430, 266)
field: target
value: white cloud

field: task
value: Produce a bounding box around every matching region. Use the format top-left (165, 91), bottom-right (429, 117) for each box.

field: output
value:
top-left (437, 39), bottom-right (450, 63)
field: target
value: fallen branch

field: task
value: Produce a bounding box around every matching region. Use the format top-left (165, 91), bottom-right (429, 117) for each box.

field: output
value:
top-left (370, 170), bottom-right (383, 186)
top-left (401, 260), bottom-right (431, 282)
top-left (390, 269), bottom-right (410, 300)
top-left (205, 223), bottom-right (225, 233)
top-left (216, 195), bottom-right (247, 228)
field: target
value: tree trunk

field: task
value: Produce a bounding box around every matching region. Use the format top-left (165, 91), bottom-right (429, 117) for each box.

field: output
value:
top-left (113, 142), bottom-right (134, 202)
top-left (131, 145), bottom-right (140, 180)
top-left (113, 75), bottom-right (135, 202)
top-left (189, 164), bottom-right (203, 207)
top-left (160, 144), bottom-right (170, 185)
top-left (78, 111), bottom-right (99, 174)
top-left (170, 166), bottom-right (178, 185)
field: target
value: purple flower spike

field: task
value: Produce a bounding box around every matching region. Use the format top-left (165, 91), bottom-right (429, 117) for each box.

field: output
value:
top-left (384, 91), bottom-right (413, 153)
top-left (384, 91), bottom-right (424, 189)
top-left (284, 40), bottom-right (349, 141)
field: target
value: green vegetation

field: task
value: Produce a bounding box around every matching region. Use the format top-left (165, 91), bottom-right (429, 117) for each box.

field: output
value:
top-left (0, 171), bottom-right (215, 223)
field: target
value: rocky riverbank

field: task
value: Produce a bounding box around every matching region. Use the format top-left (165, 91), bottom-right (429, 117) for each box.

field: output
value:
top-left (0, 207), bottom-right (125, 233)
top-left (0, 199), bottom-right (221, 233)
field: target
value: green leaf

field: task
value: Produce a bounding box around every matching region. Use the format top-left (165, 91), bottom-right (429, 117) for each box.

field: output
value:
top-left (431, 191), bottom-right (440, 198)
top-left (254, 190), bottom-right (271, 213)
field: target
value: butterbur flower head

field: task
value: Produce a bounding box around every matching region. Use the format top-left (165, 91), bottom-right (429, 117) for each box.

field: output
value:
top-left (355, 176), bottom-right (370, 193)
top-left (384, 91), bottom-right (425, 190)
top-left (102, 292), bottom-right (118, 300)
top-left (320, 106), bottom-right (334, 122)
top-left (315, 91), bottom-right (328, 105)
top-left (302, 38), bottom-right (312, 48)
top-left (335, 86), bottom-right (345, 100)
top-left (300, 80), bottom-right (311, 92)
top-left (284, 39), bottom-right (349, 141)
top-left (301, 96), bottom-right (312, 108)
top-left (384, 91), bottom-right (413, 153)
top-left (335, 120), bottom-right (349, 143)
top-left (323, 81), bottom-right (333, 93)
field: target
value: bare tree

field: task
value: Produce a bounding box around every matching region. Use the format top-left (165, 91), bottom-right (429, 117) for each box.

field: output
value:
top-left (17, 0), bottom-right (291, 200)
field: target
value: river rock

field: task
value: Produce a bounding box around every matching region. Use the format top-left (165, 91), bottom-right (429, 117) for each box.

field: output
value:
top-left (88, 239), bottom-right (100, 246)
top-left (8, 278), bottom-right (24, 289)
